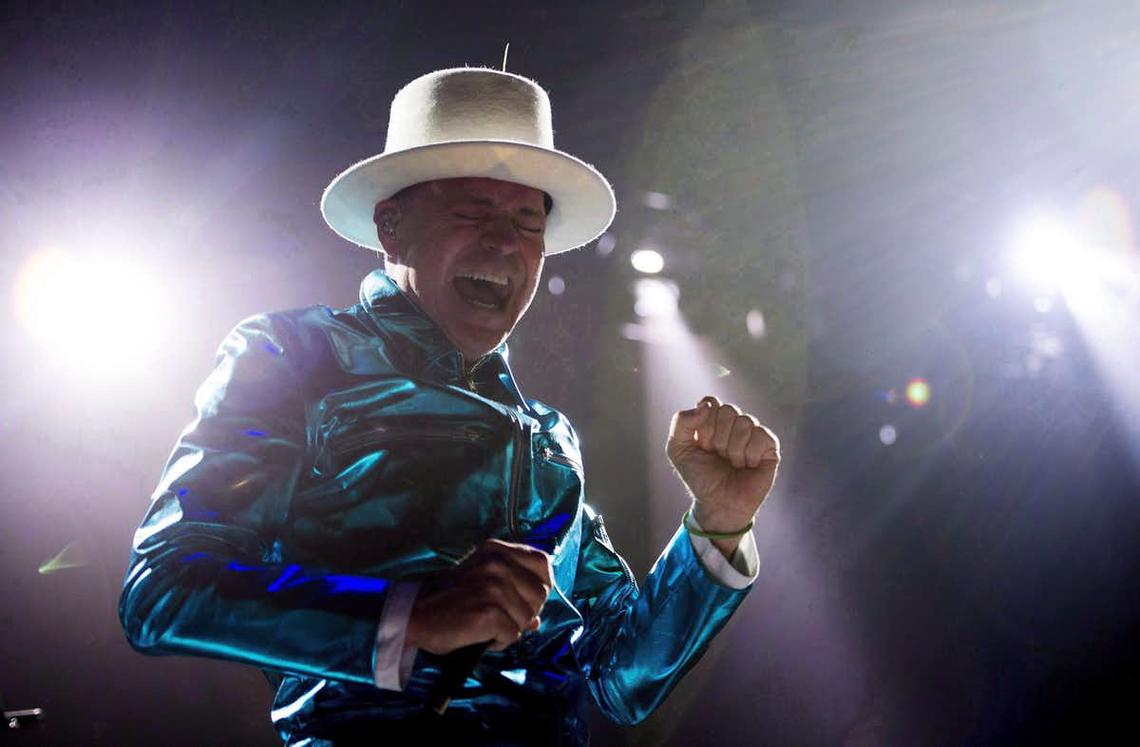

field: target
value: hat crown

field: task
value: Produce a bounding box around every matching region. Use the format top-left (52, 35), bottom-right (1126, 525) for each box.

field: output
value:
top-left (322, 66), bottom-right (615, 255)
top-left (385, 68), bottom-right (554, 153)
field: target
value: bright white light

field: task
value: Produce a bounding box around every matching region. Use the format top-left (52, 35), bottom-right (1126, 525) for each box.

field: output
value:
top-left (1009, 215), bottom-right (1085, 291)
top-left (1007, 211), bottom-right (1138, 312)
top-left (14, 249), bottom-right (167, 376)
top-left (1007, 199), bottom-right (1140, 467)
top-left (547, 275), bottom-right (565, 295)
top-left (633, 278), bottom-right (679, 319)
top-left (746, 309), bottom-right (767, 339)
top-left (630, 249), bottom-right (664, 274)
top-left (879, 424), bottom-right (897, 446)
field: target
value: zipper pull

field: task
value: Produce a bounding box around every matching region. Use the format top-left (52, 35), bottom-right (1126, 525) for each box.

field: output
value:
top-left (455, 350), bottom-right (476, 391)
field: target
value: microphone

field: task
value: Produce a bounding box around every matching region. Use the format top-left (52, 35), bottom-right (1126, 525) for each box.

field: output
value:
top-left (429, 640), bottom-right (490, 714)
top-left (428, 536), bottom-right (554, 714)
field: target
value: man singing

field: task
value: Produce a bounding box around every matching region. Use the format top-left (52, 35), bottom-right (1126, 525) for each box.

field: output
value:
top-left (119, 67), bottom-right (781, 746)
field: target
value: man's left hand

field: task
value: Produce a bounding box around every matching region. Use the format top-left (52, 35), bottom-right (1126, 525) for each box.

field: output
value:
top-left (667, 396), bottom-right (781, 555)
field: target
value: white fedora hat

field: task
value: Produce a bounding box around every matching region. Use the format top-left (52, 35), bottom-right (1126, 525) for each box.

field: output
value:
top-left (321, 67), bottom-right (616, 255)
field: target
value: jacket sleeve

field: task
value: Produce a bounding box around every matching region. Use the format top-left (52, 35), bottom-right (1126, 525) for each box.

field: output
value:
top-left (118, 313), bottom-right (389, 685)
top-left (570, 504), bottom-right (750, 725)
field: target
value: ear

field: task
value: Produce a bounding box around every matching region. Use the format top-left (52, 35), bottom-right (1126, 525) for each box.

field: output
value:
top-left (373, 198), bottom-right (402, 261)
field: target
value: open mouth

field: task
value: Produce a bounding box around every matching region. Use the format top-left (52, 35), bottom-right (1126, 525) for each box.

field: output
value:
top-left (453, 271), bottom-right (512, 311)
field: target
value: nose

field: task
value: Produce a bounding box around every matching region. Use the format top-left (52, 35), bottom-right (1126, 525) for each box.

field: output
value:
top-left (479, 214), bottom-right (523, 256)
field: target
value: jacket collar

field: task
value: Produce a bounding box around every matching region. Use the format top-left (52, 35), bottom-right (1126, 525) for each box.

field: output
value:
top-left (358, 269), bottom-right (528, 409)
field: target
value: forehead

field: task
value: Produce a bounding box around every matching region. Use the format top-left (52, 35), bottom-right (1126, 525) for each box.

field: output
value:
top-left (416, 177), bottom-right (546, 213)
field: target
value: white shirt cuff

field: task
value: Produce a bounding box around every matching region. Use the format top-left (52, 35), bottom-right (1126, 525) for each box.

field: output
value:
top-left (372, 581), bottom-right (420, 690)
top-left (685, 514), bottom-right (759, 590)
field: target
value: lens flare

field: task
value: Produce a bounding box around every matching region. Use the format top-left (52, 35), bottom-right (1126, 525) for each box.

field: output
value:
top-left (905, 378), bottom-right (931, 408)
top-left (642, 191), bottom-right (674, 210)
top-left (38, 542), bottom-right (87, 574)
top-left (596, 233), bottom-right (616, 257)
top-left (746, 309), bottom-right (767, 339)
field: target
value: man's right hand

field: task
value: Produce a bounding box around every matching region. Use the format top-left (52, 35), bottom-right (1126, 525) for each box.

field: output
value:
top-left (405, 539), bottom-right (553, 655)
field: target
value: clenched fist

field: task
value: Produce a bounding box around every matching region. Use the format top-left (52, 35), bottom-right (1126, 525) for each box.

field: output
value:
top-left (667, 396), bottom-right (781, 553)
top-left (405, 539), bottom-right (553, 655)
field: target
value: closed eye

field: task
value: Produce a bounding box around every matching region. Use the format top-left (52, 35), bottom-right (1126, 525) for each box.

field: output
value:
top-left (454, 211), bottom-right (543, 234)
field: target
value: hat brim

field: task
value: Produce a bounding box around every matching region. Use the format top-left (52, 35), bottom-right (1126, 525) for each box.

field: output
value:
top-left (321, 140), bottom-right (616, 255)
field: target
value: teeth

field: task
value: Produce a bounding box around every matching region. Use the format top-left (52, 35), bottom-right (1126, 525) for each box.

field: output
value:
top-left (456, 271), bottom-right (509, 287)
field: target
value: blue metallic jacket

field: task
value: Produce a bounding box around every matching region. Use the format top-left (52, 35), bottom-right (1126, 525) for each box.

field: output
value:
top-left (119, 270), bottom-right (749, 745)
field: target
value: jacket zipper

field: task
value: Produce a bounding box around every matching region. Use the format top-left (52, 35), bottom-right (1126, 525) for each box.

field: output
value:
top-left (461, 352), bottom-right (524, 540)
top-left (505, 410), bottom-right (525, 540)
top-left (540, 446), bottom-right (581, 473)
top-left (462, 352), bottom-right (492, 392)
top-left (336, 426), bottom-right (485, 453)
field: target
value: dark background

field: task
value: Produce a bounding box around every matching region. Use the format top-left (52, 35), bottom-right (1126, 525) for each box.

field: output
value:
top-left (3, 1), bottom-right (1138, 744)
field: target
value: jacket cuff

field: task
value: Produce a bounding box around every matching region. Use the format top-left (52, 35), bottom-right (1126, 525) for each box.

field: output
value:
top-left (684, 515), bottom-right (759, 590)
top-left (373, 581), bottom-right (420, 690)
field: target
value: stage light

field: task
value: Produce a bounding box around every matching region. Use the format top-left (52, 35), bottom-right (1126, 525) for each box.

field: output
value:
top-left (631, 248), bottom-right (664, 274)
top-left (633, 278), bottom-right (678, 318)
top-left (879, 425), bottom-right (897, 446)
top-left (14, 250), bottom-right (70, 339)
top-left (14, 249), bottom-right (166, 377)
top-left (904, 378), bottom-right (931, 408)
top-left (1009, 215), bottom-right (1084, 291)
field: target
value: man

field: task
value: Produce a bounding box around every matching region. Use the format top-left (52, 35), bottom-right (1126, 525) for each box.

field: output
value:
top-left (119, 68), bottom-right (780, 746)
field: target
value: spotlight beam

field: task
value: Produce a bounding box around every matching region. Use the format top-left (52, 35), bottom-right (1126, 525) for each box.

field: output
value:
top-left (630, 278), bottom-right (867, 729)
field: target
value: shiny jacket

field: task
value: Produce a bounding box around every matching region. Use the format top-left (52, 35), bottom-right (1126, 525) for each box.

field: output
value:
top-left (119, 269), bottom-right (750, 745)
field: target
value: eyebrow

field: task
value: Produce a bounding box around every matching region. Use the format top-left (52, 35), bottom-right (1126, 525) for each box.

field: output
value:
top-left (458, 196), bottom-right (545, 219)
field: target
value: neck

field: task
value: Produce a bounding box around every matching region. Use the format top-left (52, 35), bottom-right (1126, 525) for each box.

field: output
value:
top-left (386, 267), bottom-right (499, 366)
